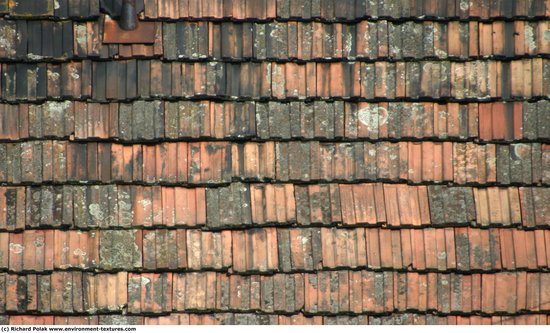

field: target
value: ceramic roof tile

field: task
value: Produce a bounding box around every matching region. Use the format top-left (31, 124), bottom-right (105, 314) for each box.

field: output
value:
top-left (1, 0), bottom-right (549, 326)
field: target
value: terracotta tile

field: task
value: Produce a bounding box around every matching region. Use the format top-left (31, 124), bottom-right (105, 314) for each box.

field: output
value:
top-left (10, 316), bottom-right (54, 325)
top-left (98, 230), bottom-right (142, 270)
top-left (8, 233), bottom-right (24, 272)
top-left (0, 235), bottom-right (9, 272)
top-left (532, 230), bottom-right (548, 269)
top-left (435, 273), bottom-right (451, 313)
top-left (362, 228), bottom-right (383, 270)
top-left (54, 316), bottom-right (99, 325)
top-left (410, 229), bottom-right (425, 270)
top-left (231, 228), bottom-right (277, 273)
top-left (428, 186), bottom-right (475, 226)
top-left (467, 228), bottom-right (483, 270)
top-left (186, 230), bottom-right (229, 270)
top-left (0, 187), bottom-right (25, 231)
top-left (374, 228), bottom-right (392, 269)
top-left (389, 184), bottom-right (431, 227)
top-left (206, 183), bottom-right (251, 228)
top-left (53, 230), bottom-right (98, 270)
top-left (284, 62), bottom-right (306, 98)
top-left (340, 184), bottom-right (385, 226)
top-left (84, 272), bottom-right (127, 312)
top-left (530, 58), bottom-right (544, 98)
top-left (540, 273), bottom-right (550, 311)
top-left (282, 228), bottom-right (317, 271)
top-left (323, 228), bottom-right (366, 269)
top-left (378, 142), bottom-right (405, 181)
top-left (234, 142), bottom-right (275, 180)
top-left (498, 228), bottom-right (516, 270)
top-left (315, 271), bottom-right (332, 313)
top-left (128, 273), bottom-right (172, 314)
top-left (50, 271), bottom-right (82, 313)
top-left (295, 184), bottom-right (332, 225)
top-left (358, 271), bottom-right (380, 313)
top-left (272, 274), bottom-right (303, 313)
top-left (474, 187), bottom-right (522, 226)
top-left (393, 273), bottom-right (415, 311)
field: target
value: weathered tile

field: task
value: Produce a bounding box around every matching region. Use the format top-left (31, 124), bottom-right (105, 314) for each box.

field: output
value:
top-left (99, 230), bottom-right (142, 270)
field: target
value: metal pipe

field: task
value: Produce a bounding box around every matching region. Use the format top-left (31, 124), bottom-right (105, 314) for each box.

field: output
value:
top-left (119, 0), bottom-right (137, 31)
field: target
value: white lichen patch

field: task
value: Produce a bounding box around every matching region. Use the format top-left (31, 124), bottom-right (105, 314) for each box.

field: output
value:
top-left (0, 24), bottom-right (17, 57)
top-left (46, 100), bottom-right (71, 114)
top-left (139, 198), bottom-right (151, 209)
top-left (47, 69), bottom-right (60, 81)
top-left (26, 53), bottom-right (45, 60)
top-left (343, 32), bottom-right (353, 56)
top-left (89, 203), bottom-right (105, 221)
top-left (27, 68), bottom-right (38, 80)
top-left (70, 66), bottom-right (80, 80)
top-left (524, 24), bottom-right (536, 50)
top-left (75, 24), bottom-right (88, 46)
top-left (435, 49), bottom-right (447, 58)
top-left (73, 248), bottom-right (87, 257)
top-left (34, 236), bottom-right (45, 247)
top-left (9, 243), bottom-right (24, 254)
top-left (140, 276), bottom-right (151, 286)
top-left (357, 106), bottom-right (388, 131)
top-left (144, 232), bottom-right (155, 241)
top-left (513, 143), bottom-right (530, 159)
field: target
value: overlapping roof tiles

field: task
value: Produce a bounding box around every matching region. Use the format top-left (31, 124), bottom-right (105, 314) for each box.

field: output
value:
top-left (0, 0), bottom-right (549, 326)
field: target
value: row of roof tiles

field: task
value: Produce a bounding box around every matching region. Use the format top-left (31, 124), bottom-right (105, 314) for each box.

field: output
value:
top-left (2, 226), bottom-right (550, 272)
top-left (2, 19), bottom-right (550, 61)
top-left (1, 271), bottom-right (549, 314)
top-left (1, 101), bottom-right (549, 142)
top-left (2, 0), bottom-right (549, 20)
top-left (0, 141), bottom-right (548, 185)
top-left (4, 313), bottom-right (550, 325)
top-left (1, 184), bottom-right (548, 231)
top-left (1, 60), bottom-right (549, 102)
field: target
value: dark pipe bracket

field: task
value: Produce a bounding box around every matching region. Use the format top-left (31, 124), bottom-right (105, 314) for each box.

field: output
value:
top-left (119, 0), bottom-right (137, 31)
top-left (100, 0), bottom-right (156, 44)
top-left (100, 0), bottom-right (144, 20)
top-left (101, 0), bottom-right (156, 44)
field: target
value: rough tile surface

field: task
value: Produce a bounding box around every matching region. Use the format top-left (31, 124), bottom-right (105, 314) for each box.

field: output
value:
top-left (0, 0), bottom-right (549, 326)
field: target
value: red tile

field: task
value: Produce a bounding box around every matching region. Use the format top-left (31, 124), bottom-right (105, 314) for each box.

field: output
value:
top-left (526, 273), bottom-right (540, 311)
top-left (174, 187), bottom-right (206, 227)
top-left (379, 229), bottom-right (393, 269)
top-left (365, 228), bottom-right (381, 269)
top-left (422, 228), bottom-right (437, 270)
top-left (474, 187), bottom-right (522, 226)
top-left (322, 228), bottom-right (366, 269)
top-left (8, 233), bottom-right (23, 271)
top-left (516, 272), bottom-right (528, 312)
top-left (10, 316), bottom-right (54, 325)
top-left (128, 273), bottom-right (172, 314)
top-left (231, 228), bottom-right (277, 273)
top-left (406, 272), bottom-right (420, 311)
top-left (386, 230), bottom-right (401, 269)
top-left (500, 229), bottom-right (516, 269)
top-left (285, 63), bottom-right (306, 98)
top-left (340, 184), bottom-right (385, 225)
top-left (495, 272), bottom-right (517, 313)
top-left (84, 272), bottom-right (127, 312)
top-left (0, 234), bottom-right (8, 269)
top-left (411, 229), bottom-right (426, 270)
top-left (540, 273), bottom-right (550, 311)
